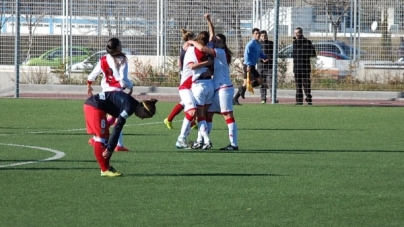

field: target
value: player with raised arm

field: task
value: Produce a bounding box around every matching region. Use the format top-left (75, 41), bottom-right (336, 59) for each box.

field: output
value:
top-left (187, 14), bottom-right (239, 150)
top-left (175, 31), bottom-right (213, 149)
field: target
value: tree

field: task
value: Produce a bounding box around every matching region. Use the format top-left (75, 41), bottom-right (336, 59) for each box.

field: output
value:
top-left (304, 0), bottom-right (350, 41)
top-left (75, 0), bottom-right (156, 37)
top-left (0, 1), bottom-right (13, 34)
top-left (380, 7), bottom-right (393, 61)
top-left (20, 1), bottom-right (59, 61)
top-left (165, 0), bottom-right (254, 57)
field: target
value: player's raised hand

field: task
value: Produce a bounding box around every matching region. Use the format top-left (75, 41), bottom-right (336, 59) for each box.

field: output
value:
top-left (204, 14), bottom-right (211, 21)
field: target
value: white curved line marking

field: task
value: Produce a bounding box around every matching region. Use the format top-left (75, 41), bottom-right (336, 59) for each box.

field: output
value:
top-left (0, 143), bottom-right (65, 168)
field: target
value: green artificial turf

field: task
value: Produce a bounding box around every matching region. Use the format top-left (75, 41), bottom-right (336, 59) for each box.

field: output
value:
top-left (0, 99), bottom-right (403, 227)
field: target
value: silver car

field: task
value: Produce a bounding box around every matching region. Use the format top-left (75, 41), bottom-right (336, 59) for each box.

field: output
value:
top-left (70, 49), bottom-right (134, 72)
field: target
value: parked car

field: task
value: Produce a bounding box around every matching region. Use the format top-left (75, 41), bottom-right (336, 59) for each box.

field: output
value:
top-left (23, 46), bottom-right (95, 67)
top-left (317, 51), bottom-right (350, 60)
top-left (278, 40), bottom-right (365, 60)
top-left (70, 49), bottom-right (134, 72)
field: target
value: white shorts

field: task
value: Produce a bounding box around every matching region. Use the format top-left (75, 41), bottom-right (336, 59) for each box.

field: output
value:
top-left (208, 86), bottom-right (234, 113)
top-left (178, 89), bottom-right (196, 112)
top-left (191, 79), bottom-right (214, 106)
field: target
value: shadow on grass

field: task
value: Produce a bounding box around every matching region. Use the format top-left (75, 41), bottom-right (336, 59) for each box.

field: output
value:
top-left (0, 159), bottom-right (132, 163)
top-left (307, 104), bottom-right (404, 108)
top-left (124, 173), bottom-right (287, 177)
top-left (27, 133), bottom-right (162, 136)
top-left (210, 128), bottom-right (344, 131)
top-left (204, 149), bottom-right (404, 153)
top-left (245, 149), bottom-right (404, 154)
top-left (0, 167), bottom-right (98, 170)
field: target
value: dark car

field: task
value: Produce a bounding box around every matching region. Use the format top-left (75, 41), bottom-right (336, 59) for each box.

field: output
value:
top-left (279, 40), bottom-right (365, 60)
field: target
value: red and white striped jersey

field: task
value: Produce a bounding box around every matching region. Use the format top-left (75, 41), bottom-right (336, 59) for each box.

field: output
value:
top-left (87, 55), bottom-right (133, 92)
top-left (179, 46), bottom-right (208, 90)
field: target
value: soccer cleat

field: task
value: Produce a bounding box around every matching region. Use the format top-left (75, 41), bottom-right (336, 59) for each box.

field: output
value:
top-left (219, 144), bottom-right (239, 151)
top-left (164, 118), bottom-right (174, 129)
top-left (88, 138), bottom-right (95, 146)
top-left (100, 166), bottom-right (122, 177)
top-left (261, 100), bottom-right (266, 104)
top-left (201, 141), bottom-right (213, 150)
top-left (176, 139), bottom-right (190, 149)
top-left (114, 146), bottom-right (129, 152)
top-left (191, 141), bottom-right (203, 149)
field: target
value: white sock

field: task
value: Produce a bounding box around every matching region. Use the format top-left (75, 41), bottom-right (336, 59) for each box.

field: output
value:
top-left (117, 131), bottom-right (124, 147)
top-left (178, 117), bottom-right (191, 141)
top-left (207, 121), bottom-right (213, 134)
top-left (198, 120), bottom-right (210, 143)
top-left (228, 122), bottom-right (238, 147)
top-left (196, 131), bottom-right (203, 143)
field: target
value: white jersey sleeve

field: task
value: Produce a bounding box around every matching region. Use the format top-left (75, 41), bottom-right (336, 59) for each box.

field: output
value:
top-left (118, 58), bottom-right (133, 90)
top-left (87, 61), bottom-right (102, 82)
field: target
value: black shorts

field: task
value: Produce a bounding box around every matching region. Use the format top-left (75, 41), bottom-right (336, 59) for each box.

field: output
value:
top-left (243, 65), bottom-right (260, 79)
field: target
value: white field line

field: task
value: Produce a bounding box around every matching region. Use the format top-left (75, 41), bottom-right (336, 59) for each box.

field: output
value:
top-left (0, 143), bottom-right (66, 168)
top-left (0, 120), bottom-right (180, 168)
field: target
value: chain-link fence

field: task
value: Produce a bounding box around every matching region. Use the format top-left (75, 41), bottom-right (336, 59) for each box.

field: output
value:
top-left (1, 0), bottom-right (404, 95)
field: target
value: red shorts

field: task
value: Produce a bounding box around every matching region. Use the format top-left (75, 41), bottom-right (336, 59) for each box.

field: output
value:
top-left (83, 104), bottom-right (109, 139)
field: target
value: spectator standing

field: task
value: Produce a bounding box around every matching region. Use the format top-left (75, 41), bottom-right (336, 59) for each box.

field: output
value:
top-left (257, 30), bottom-right (276, 104)
top-left (292, 27), bottom-right (316, 105)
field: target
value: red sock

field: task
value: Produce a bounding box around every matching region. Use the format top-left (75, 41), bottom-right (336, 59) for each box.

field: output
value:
top-left (167, 103), bottom-right (184, 122)
top-left (94, 141), bottom-right (109, 172)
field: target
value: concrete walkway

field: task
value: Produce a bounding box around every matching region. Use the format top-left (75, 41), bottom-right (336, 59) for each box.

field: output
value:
top-left (1, 84), bottom-right (404, 106)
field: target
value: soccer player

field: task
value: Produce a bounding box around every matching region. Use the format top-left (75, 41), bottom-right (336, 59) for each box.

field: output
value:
top-left (164, 28), bottom-right (197, 130)
top-left (187, 14), bottom-right (239, 150)
top-left (83, 91), bottom-right (157, 177)
top-left (87, 37), bottom-right (132, 152)
top-left (175, 31), bottom-right (213, 149)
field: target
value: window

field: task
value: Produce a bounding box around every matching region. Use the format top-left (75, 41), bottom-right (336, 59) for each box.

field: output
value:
top-left (49, 50), bottom-right (62, 59)
top-left (314, 44), bottom-right (341, 54)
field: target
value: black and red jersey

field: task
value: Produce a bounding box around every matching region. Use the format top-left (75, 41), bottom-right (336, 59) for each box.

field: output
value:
top-left (84, 91), bottom-right (140, 151)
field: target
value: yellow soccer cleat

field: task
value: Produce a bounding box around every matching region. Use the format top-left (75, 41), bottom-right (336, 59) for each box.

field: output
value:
top-left (100, 166), bottom-right (122, 177)
top-left (164, 118), bottom-right (174, 129)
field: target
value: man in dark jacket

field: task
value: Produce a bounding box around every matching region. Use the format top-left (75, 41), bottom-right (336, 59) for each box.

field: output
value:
top-left (292, 27), bottom-right (316, 105)
top-left (257, 30), bottom-right (275, 104)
